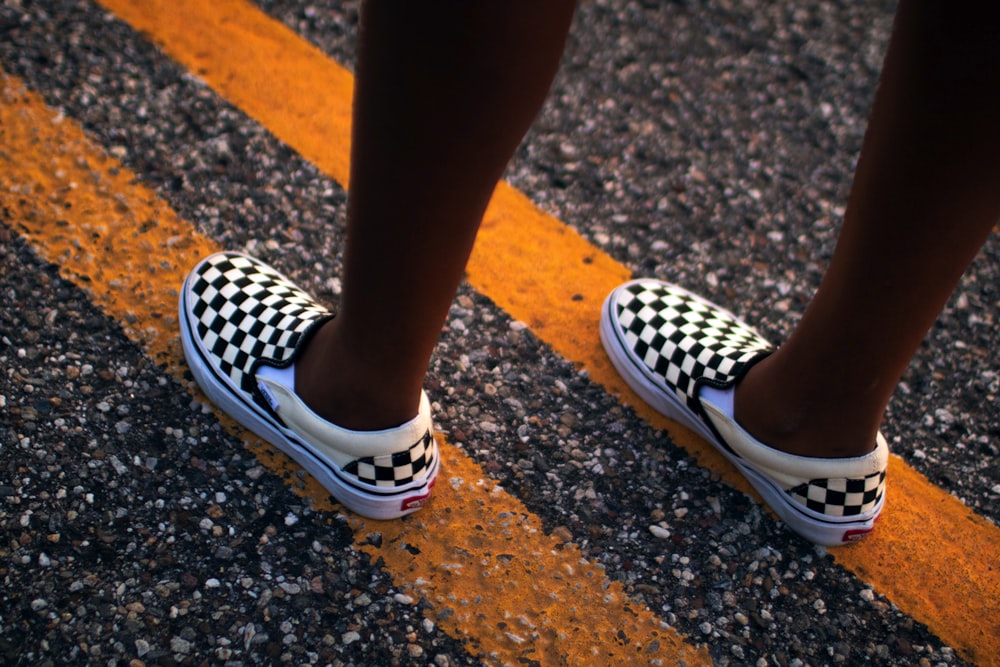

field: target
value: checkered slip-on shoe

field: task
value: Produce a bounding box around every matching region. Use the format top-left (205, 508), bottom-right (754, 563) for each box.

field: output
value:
top-left (600, 279), bottom-right (887, 546)
top-left (179, 252), bottom-right (439, 520)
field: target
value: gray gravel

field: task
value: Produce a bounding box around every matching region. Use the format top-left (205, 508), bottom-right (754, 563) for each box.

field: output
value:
top-left (2, 0), bottom-right (996, 665)
top-left (1, 231), bottom-right (481, 665)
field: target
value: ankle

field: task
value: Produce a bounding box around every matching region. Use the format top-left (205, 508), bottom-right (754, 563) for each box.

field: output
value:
top-left (732, 356), bottom-right (881, 459)
top-left (293, 320), bottom-right (424, 431)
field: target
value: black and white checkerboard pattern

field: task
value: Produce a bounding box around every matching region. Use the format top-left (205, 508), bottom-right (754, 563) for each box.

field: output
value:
top-left (790, 470), bottom-right (886, 517)
top-left (189, 253), bottom-right (330, 394)
top-left (610, 279), bottom-right (886, 519)
top-left (612, 280), bottom-right (772, 411)
top-left (344, 430), bottom-right (435, 488)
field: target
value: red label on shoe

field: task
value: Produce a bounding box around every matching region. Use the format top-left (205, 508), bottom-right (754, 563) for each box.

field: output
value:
top-left (401, 493), bottom-right (431, 512)
top-left (400, 478), bottom-right (436, 512)
top-left (842, 513), bottom-right (880, 543)
top-left (842, 527), bottom-right (874, 543)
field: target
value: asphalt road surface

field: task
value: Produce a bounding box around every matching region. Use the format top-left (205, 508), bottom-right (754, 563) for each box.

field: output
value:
top-left (1, 1), bottom-right (998, 666)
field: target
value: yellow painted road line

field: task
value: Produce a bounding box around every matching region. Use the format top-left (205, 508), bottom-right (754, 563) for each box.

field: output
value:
top-left (1, 70), bottom-right (707, 666)
top-left (89, 1), bottom-right (1000, 663)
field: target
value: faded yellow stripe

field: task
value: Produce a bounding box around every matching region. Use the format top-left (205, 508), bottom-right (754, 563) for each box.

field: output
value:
top-left (90, 1), bottom-right (1000, 663)
top-left (1, 70), bottom-right (707, 667)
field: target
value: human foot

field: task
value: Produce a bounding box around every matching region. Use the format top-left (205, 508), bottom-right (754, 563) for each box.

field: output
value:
top-left (179, 252), bottom-right (438, 519)
top-left (600, 279), bottom-right (887, 545)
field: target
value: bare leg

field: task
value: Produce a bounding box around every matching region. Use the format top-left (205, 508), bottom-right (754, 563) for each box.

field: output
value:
top-left (735, 0), bottom-right (1000, 457)
top-left (296, 1), bottom-right (576, 430)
